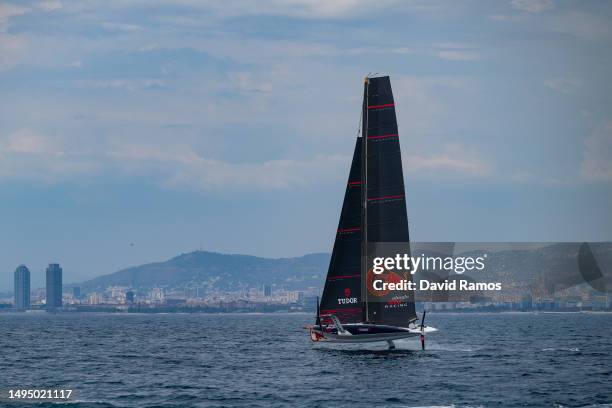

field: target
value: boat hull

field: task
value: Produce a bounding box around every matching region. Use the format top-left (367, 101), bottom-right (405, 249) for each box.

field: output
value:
top-left (310, 323), bottom-right (436, 343)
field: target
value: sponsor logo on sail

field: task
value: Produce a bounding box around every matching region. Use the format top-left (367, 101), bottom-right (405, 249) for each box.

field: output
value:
top-left (338, 288), bottom-right (358, 305)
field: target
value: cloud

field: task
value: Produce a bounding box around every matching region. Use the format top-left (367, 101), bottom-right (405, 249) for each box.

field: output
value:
top-left (74, 79), bottom-right (167, 91)
top-left (581, 122), bottom-right (612, 182)
top-left (431, 43), bottom-right (481, 61)
top-left (108, 143), bottom-right (349, 190)
top-left (0, 33), bottom-right (28, 71)
top-left (0, 128), bottom-right (57, 154)
top-left (0, 128), bottom-right (99, 181)
top-left (434, 50), bottom-right (478, 61)
top-left (229, 72), bottom-right (273, 93)
top-left (167, 0), bottom-right (404, 19)
top-left (100, 21), bottom-right (143, 32)
top-left (391, 75), bottom-right (471, 135)
top-left (0, 4), bottom-right (28, 29)
top-left (0, 1), bottom-right (64, 71)
top-left (491, 6), bottom-right (611, 41)
top-left (138, 43), bottom-right (160, 52)
top-left (0, 4), bottom-right (30, 70)
top-left (160, 153), bottom-right (348, 190)
top-left (547, 11), bottom-right (612, 40)
top-left (0, 1), bottom-right (62, 30)
top-left (544, 77), bottom-right (582, 94)
top-left (38, 1), bottom-right (63, 12)
top-left (0, 128), bottom-right (349, 189)
top-left (392, 42), bottom-right (481, 61)
top-left (510, 0), bottom-right (553, 13)
top-left (405, 144), bottom-right (493, 177)
top-left (489, 13), bottom-right (525, 22)
top-left (506, 171), bottom-right (565, 186)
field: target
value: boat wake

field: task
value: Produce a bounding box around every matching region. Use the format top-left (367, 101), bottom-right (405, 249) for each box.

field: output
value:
top-left (541, 347), bottom-right (580, 352)
top-left (312, 338), bottom-right (477, 353)
top-left (312, 338), bottom-right (420, 352)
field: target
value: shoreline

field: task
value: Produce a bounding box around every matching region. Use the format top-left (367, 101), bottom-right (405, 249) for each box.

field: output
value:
top-left (1, 309), bottom-right (610, 316)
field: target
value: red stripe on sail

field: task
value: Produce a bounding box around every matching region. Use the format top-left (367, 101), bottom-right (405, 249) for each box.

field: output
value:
top-left (368, 103), bottom-right (394, 109)
top-left (368, 194), bottom-right (404, 201)
top-left (348, 181), bottom-right (362, 186)
top-left (337, 227), bottom-right (360, 233)
top-left (320, 308), bottom-right (361, 314)
top-left (327, 274), bottom-right (360, 280)
top-left (368, 133), bottom-right (398, 140)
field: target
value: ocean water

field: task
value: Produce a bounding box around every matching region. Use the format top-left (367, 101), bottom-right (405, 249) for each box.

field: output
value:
top-left (1, 312), bottom-right (611, 408)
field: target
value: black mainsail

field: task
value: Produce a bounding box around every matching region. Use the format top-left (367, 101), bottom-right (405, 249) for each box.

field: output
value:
top-left (363, 76), bottom-right (416, 326)
top-left (319, 75), bottom-right (417, 328)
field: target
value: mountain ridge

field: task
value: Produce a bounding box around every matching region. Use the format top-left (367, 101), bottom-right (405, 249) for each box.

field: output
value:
top-left (76, 244), bottom-right (612, 295)
top-left (78, 250), bottom-right (331, 293)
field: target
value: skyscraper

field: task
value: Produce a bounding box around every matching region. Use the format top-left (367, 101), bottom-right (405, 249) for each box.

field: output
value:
top-left (14, 265), bottom-right (30, 310)
top-left (46, 263), bottom-right (63, 308)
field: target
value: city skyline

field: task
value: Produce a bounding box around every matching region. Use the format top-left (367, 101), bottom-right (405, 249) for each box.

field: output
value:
top-left (4, 242), bottom-right (609, 310)
top-left (4, 267), bottom-right (609, 314)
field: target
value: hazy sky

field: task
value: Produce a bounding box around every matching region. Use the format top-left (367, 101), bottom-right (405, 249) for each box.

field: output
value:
top-left (1, 0), bottom-right (611, 290)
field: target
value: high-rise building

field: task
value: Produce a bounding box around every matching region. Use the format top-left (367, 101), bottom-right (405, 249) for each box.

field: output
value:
top-left (126, 290), bottom-right (135, 303)
top-left (263, 285), bottom-right (272, 297)
top-left (14, 265), bottom-right (30, 309)
top-left (46, 263), bottom-right (63, 308)
top-left (73, 286), bottom-right (81, 299)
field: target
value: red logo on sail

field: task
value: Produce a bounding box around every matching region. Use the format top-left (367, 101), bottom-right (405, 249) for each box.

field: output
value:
top-left (337, 287), bottom-right (358, 304)
top-left (367, 269), bottom-right (406, 297)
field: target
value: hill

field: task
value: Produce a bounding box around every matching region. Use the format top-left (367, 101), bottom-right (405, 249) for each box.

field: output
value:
top-left (79, 251), bottom-right (330, 292)
top-left (77, 243), bottom-right (611, 295)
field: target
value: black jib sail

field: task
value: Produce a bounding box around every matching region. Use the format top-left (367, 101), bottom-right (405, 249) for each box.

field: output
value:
top-left (318, 75), bottom-right (417, 327)
top-left (319, 138), bottom-right (363, 324)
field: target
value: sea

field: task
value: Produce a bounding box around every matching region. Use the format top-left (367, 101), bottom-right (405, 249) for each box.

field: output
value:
top-left (0, 312), bottom-right (611, 408)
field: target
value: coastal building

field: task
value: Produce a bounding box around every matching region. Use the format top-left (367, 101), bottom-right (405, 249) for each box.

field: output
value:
top-left (88, 292), bottom-right (103, 305)
top-left (521, 294), bottom-right (533, 311)
top-left (150, 287), bottom-right (165, 303)
top-left (46, 263), bottom-right (63, 308)
top-left (14, 265), bottom-right (31, 309)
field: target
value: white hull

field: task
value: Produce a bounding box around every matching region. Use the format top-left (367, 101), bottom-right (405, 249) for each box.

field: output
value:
top-left (310, 324), bottom-right (437, 344)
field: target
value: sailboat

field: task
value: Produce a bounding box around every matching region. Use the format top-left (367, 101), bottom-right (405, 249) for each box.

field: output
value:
top-left (308, 75), bottom-right (437, 349)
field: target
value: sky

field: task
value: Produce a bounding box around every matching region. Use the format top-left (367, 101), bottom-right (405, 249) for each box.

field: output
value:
top-left (1, 0), bottom-right (611, 290)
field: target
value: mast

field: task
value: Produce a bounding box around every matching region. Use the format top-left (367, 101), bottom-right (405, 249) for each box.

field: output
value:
top-left (361, 76), bottom-right (369, 323)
